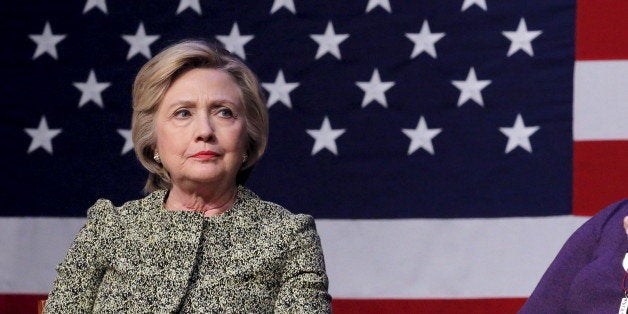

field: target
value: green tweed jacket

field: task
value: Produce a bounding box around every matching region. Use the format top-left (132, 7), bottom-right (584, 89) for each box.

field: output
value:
top-left (44, 186), bottom-right (331, 313)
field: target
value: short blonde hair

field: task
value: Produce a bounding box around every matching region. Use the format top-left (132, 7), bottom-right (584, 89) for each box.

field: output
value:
top-left (131, 40), bottom-right (269, 192)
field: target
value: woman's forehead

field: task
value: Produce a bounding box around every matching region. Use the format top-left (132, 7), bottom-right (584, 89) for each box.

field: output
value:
top-left (162, 68), bottom-right (243, 105)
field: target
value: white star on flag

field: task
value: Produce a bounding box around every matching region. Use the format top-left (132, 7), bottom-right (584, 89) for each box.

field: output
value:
top-left (499, 114), bottom-right (540, 153)
top-left (356, 69), bottom-right (395, 108)
top-left (461, 0), bottom-right (487, 11)
top-left (451, 67), bottom-right (491, 107)
top-left (502, 18), bottom-right (543, 57)
top-left (262, 70), bottom-right (299, 109)
top-left (405, 20), bottom-right (445, 59)
top-left (177, 0), bottom-right (202, 15)
top-left (83, 0), bottom-right (107, 14)
top-left (306, 116), bottom-right (346, 155)
top-left (216, 23), bottom-right (254, 60)
top-left (117, 129), bottom-right (134, 155)
top-left (24, 116), bottom-right (62, 155)
top-left (29, 22), bottom-right (66, 60)
top-left (310, 22), bottom-right (349, 60)
top-left (366, 0), bottom-right (392, 13)
top-left (402, 116), bottom-right (442, 155)
top-left (122, 22), bottom-right (160, 60)
top-left (270, 0), bottom-right (296, 14)
top-left (73, 69), bottom-right (111, 108)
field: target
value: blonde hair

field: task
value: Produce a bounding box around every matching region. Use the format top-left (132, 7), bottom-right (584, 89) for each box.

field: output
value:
top-left (131, 40), bottom-right (269, 192)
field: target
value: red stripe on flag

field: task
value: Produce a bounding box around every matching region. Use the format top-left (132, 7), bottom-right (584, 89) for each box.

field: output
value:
top-left (0, 294), bottom-right (47, 314)
top-left (332, 298), bottom-right (527, 313)
top-left (576, 0), bottom-right (628, 60)
top-left (573, 141), bottom-right (628, 215)
top-left (0, 295), bottom-right (528, 314)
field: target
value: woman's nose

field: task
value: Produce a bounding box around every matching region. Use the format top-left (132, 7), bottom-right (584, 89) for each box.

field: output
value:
top-left (195, 116), bottom-right (214, 142)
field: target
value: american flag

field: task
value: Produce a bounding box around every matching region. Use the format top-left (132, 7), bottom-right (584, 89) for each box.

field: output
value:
top-left (1, 0), bottom-right (627, 312)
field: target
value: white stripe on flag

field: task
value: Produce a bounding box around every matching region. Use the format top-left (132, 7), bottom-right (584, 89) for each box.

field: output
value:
top-left (317, 216), bottom-right (587, 298)
top-left (0, 216), bottom-right (586, 297)
top-left (0, 218), bottom-right (85, 293)
top-left (574, 60), bottom-right (628, 140)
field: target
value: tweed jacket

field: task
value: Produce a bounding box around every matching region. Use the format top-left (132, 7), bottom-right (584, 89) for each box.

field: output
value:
top-left (44, 186), bottom-right (331, 313)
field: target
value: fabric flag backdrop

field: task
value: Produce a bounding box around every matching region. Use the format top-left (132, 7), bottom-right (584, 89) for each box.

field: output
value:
top-left (0, 0), bottom-right (626, 313)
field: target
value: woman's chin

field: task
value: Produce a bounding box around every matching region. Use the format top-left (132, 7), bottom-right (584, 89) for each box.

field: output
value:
top-left (175, 170), bottom-right (232, 187)
top-left (184, 175), bottom-right (224, 185)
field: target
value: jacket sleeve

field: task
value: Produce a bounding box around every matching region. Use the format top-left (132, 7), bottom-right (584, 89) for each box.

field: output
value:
top-left (44, 199), bottom-right (115, 314)
top-left (518, 201), bottom-right (625, 313)
top-left (274, 214), bottom-right (332, 313)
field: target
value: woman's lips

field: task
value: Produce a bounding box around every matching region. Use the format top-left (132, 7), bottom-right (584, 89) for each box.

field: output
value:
top-left (191, 151), bottom-right (218, 159)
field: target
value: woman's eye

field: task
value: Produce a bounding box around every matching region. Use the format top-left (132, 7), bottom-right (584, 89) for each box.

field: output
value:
top-left (217, 108), bottom-right (235, 118)
top-left (174, 109), bottom-right (191, 118)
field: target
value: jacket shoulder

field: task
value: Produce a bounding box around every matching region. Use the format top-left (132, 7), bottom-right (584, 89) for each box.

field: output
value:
top-left (115, 190), bottom-right (166, 216)
top-left (240, 189), bottom-right (314, 227)
top-left (242, 196), bottom-right (318, 241)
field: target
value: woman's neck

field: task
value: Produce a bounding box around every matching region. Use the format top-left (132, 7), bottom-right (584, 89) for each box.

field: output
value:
top-left (165, 182), bottom-right (238, 217)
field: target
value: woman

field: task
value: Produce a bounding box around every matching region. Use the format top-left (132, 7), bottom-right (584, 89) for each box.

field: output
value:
top-left (44, 40), bottom-right (331, 313)
top-left (519, 201), bottom-right (628, 313)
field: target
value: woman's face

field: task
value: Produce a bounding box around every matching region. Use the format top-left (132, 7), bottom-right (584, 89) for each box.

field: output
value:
top-left (154, 68), bottom-right (247, 189)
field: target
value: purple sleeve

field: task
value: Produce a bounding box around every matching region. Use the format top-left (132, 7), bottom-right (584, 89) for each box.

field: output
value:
top-left (519, 200), bottom-right (628, 313)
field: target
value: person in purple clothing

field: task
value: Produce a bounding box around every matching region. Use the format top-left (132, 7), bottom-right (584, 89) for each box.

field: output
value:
top-left (519, 200), bottom-right (628, 313)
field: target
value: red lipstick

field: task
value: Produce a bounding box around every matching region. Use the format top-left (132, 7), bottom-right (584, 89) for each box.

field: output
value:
top-left (191, 150), bottom-right (218, 159)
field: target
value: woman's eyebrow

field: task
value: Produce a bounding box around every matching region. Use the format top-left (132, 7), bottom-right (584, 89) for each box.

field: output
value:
top-left (163, 99), bottom-right (240, 110)
top-left (209, 99), bottom-right (238, 106)
top-left (164, 100), bottom-right (196, 108)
